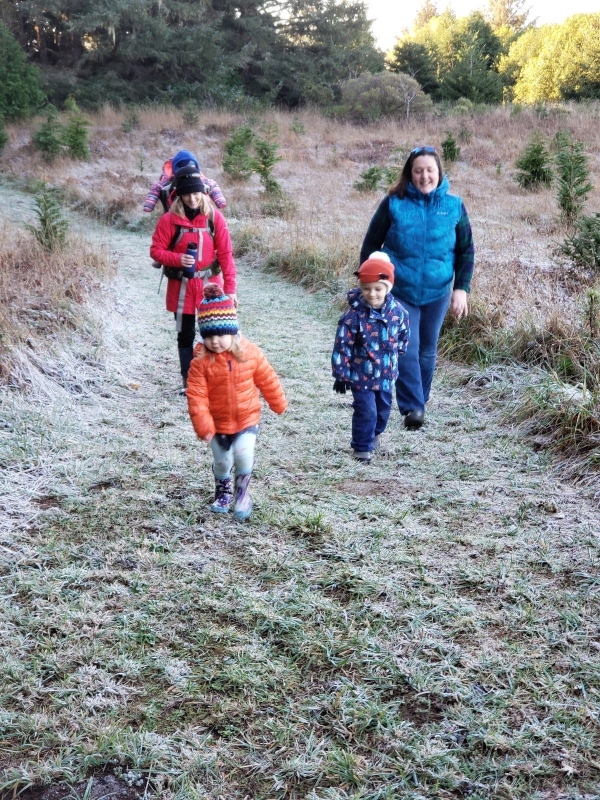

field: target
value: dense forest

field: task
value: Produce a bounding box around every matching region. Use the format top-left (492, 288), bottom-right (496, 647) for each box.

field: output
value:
top-left (0, 0), bottom-right (599, 114)
top-left (389, 1), bottom-right (600, 105)
top-left (0, 0), bottom-right (383, 109)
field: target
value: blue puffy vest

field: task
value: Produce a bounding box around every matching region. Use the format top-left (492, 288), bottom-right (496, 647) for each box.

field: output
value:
top-left (383, 176), bottom-right (463, 307)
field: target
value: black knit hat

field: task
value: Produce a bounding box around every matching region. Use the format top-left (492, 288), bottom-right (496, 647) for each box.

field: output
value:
top-left (175, 165), bottom-right (207, 196)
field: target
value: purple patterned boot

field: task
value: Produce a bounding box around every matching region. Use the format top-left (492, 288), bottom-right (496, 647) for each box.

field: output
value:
top-left (210, 475), bottom-right (233, 513)
top-left (233, 473), bottom-right (252, 520)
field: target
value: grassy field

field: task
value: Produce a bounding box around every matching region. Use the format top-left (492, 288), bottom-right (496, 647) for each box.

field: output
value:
top-left (3, 101), bottom-right (600, 483)
top-left (1, 179), bottom-right (600, 799)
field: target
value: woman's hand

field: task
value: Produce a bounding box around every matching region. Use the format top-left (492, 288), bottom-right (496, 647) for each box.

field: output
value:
top-left (228, 293), bottom-right (238, 308)
top-left (180, 253), bottom-right (195, 268)
top-left (450, 289), bottom-right (468, 320)
top-left (202, 433), bottom-right (213, 443)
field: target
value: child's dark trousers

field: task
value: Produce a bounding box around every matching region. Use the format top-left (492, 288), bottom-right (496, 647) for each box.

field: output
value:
top-left (350, 388), bottom-right (393, 452)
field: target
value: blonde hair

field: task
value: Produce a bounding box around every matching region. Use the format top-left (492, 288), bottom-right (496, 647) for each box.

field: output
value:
top-left (195, 334), bottom-right (245, 362)
top-left (171, 193), bottom-right (213, 218)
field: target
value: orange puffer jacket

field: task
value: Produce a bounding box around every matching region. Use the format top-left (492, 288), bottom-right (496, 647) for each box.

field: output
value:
top-left (186, 337), bottom-right (287, 439)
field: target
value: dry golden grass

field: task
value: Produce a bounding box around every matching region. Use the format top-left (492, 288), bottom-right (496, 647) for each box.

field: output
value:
top-left (4, 101), bottom-right (600, 339)
top-left (0, 221), bottom-right (115, 382)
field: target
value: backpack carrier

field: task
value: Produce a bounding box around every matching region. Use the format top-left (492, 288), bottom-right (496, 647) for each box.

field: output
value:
top-left (153, 209), bottom-right (221, 331)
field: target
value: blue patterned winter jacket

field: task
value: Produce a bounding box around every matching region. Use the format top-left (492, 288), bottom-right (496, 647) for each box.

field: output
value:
top-left (332, 288), bottom-right (410, 392)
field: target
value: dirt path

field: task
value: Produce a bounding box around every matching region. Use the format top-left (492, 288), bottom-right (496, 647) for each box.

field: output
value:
top-left (1, 194), bottom-right (599, 799)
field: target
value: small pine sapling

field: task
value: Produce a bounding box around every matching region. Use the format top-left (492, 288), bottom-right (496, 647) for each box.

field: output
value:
top-left (457, 121), bottom-right (472, 144)
top-left (31, 107), bottom-right (63, 161)
top-left (555, 132), bottom-right (593, 224)
top-left (121, 108), bottom-right (140, 134)
top-left (514, 132), bottom-right (553, 190)
top-left (353, 166), bottom-right (383, 192)
top-left (251, 137), bottom-right (282, 194)
top-left (441, 131), bottom-right (460, 163)
top-left (64, 106), bottom-right (90, 159)
top-left (289, 116), bottom-right (305, 135)
top-left (560, 213), bottom-right (600, 270)
top-left (25, 187), bottom-right (68, 252)
top-left (222, 125), bottom-right (255, 181)
top-left (182, 102), bottom-right (199, 127)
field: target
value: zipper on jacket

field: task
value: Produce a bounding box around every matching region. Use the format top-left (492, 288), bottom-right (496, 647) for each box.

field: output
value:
top-left (419, 197), bottom-right (428, 303)
top-left (228, 357), bottom-right (238, 421)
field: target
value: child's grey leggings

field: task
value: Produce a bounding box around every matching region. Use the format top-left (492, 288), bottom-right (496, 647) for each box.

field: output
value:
top-left (210, 430), bottom-right (256, 478)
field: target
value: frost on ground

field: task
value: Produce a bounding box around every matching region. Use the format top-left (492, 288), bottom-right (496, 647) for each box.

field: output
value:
top-left (1, 196), bottom-right (599, 799)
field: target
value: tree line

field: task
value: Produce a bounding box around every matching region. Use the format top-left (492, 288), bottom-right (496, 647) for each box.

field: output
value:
top-left (389, 0), bottom-right (600, 104)
top-left (0, 0), bottom-right (382, 110)
top-left (0, 0), bottom-right (599, 117)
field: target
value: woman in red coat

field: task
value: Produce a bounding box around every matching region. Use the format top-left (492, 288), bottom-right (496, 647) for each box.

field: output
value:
top-left (150, 166), bottom-right (237, 391)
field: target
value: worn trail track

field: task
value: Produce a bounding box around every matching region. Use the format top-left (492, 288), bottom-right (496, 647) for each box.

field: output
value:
top-left (1, 192), bottom-right (599, 798)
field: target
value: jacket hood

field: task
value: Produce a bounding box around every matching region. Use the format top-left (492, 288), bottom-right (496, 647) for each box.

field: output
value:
top-left (172, 149), bottom-right (199, 173)
top-left (406, 174), bottom-right (450, 203)
top-left (346, 286), bottom-right (394, 312)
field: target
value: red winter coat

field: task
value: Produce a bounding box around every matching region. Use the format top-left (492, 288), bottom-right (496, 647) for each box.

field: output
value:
top-left (150, 208), bottom-right (236, 315)
top-left (186, 338), bottom-right (287, 439)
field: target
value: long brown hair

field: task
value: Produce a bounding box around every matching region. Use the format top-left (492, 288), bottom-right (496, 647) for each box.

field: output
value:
top-left (388, 147), bottom-right (444, 198)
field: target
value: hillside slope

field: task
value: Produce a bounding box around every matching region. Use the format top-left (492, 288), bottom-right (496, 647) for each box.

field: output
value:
top-left (1, 193), bottom-right (599, 799)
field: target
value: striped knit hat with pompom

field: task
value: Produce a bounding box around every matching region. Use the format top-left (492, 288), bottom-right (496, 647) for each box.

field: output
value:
top-left (197, 284), bottom-right (238, 337)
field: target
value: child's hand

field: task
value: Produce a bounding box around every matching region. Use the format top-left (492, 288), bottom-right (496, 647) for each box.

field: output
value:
top-left (333, 380), bottom-right (351, 394)
top-left (202, 433), bottom-right (213, 443)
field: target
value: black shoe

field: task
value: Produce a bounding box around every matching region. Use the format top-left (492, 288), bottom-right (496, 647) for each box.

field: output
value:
top-left (404, 409), bottom-right (424, 430)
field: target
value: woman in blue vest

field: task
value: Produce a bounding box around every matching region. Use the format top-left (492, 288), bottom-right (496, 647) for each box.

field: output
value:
top-left (360, 146), bottom-right (474, 430)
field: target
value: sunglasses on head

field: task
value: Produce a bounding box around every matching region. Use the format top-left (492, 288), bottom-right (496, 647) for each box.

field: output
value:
top-left (412, 146), bottom-right (437, 155)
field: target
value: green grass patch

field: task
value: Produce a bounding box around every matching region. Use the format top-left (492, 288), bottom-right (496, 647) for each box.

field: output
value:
top-left (263, 243), bottom-right (355, 294)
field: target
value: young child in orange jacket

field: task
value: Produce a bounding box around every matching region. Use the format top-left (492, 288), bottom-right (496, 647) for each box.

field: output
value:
top-left (186, 286), bottom-right (287, 520)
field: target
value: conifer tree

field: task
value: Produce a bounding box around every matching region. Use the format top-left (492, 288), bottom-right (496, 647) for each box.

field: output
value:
top-left (31, 107), bottom-right (63, 161)
top-left (0, 116), bottom-right (8, 155)
top-left (555, 133), bottom-right (593, 224)
top-left (387, 41), bottom-right (438, 93)
top-left (514, 132), bottom-right (553, 190)
top-left (487, 0), bottom-right (530, 31)
top-left (0, 22), bottom-right (43, 120)
top-left (414, 0), bottom-right (438, 29)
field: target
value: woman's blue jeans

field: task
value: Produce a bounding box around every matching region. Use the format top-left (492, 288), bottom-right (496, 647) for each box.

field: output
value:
top-left (395, 292), bottom-right (451, 414)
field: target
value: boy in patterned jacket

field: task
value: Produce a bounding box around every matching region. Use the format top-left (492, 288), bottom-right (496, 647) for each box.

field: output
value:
top-left (332, 252), bottom-right (409, 463)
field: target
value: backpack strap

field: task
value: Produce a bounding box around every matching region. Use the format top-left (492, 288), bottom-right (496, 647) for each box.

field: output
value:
top-left (161, 210), bottom-right (217, 281)
top-left (168, 208), bottom-right (215, 248)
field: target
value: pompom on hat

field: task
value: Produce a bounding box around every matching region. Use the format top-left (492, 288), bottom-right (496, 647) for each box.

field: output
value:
top-left (197, 285), bottom-right (238, 338)
top-left (355, 251), bottom-right (394, 292)
top-left (175, 165), bottom-right (207, 196)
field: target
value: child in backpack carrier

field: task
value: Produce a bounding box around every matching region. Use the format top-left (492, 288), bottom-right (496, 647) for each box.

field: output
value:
top-left (143, 149), bottom-right (227, 213)
top-left (332, 252), bottom-right (410, 463)
top-left (150, 165), bottom-right (237, 393)
top-left (186, 286), bottom-right (287, 520)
